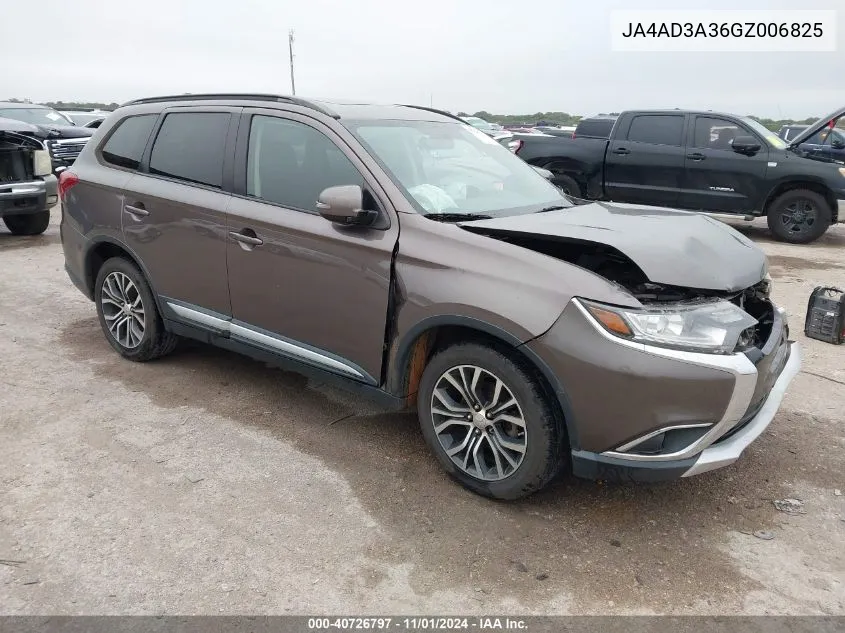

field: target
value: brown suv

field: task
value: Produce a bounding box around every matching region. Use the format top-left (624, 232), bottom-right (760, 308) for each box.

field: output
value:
top-left (59, 94), bottom-right (801, 499)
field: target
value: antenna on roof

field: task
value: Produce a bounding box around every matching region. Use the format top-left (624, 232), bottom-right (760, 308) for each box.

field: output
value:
top-left (288, 30), bottom-right (296, 96)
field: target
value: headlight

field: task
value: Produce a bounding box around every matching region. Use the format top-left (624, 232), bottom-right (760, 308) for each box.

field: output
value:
top-left (33, 149), bottom-right (52, 176)
top-left (839, 167), bottom-right (845, 177)
top-left (582, 299), bottom-right (758, 354)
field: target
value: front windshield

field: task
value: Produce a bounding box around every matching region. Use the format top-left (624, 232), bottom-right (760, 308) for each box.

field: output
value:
top-left (741, 117), bottom-right (787, 149)
top-left (346, 120), bottom-right (570, 217)
top-left (0, 107), bottom-right (74, 127)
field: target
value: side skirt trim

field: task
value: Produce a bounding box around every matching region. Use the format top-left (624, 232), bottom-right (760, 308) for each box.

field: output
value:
top-left (162, 298), bottom-right (374, 384)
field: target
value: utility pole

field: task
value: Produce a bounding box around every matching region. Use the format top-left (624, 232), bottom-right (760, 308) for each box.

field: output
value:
top-left (288, 30), bottom-right (296, 95)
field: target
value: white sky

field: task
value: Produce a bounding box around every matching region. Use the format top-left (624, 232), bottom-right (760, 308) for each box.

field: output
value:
top-left (2, 0), bottom-right (843, 118)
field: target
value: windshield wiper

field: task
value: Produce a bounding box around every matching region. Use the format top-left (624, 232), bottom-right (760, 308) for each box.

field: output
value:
top-left (535, 205), bottom-right (570, 213)
top-left (422, 213), bottom-right (493, 223)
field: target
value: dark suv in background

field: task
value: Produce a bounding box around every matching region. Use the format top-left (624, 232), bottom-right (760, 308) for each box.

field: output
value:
top-left (59, 94), bottom-right (799, 499)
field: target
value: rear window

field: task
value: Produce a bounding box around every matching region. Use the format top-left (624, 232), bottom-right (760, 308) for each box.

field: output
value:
top-left (100, 115), bottom-right (157, 170)
top-left (149, 112), bottom-right (230, 188)
top-left (574, 117), bottom-right (615, 139)
top-left (626, 115), bottom-right (684, 146)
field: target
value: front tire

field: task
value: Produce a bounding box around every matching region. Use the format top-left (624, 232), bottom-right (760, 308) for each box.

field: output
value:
top-left (551, 174), bottom-right (581, 198)
top-left (3, 210), bottom-right (50, 235)
top-left (766, 189), bottom-right (831, 244)
top-left (417, 342), bottom-right (566, 500)
top-left (94, 257), bottom-right (178, 362)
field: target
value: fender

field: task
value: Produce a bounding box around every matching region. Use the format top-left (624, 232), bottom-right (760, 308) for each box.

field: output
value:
top-left (386, 313), bottom-right (580, 449)
top-left (82, 234), bottom-right (167, 316)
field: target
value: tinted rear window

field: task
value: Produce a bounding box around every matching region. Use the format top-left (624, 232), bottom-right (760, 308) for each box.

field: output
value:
top-left (101, 115), bottom-right (157, 170)
top-left (149, 112), bottom-right (230, 188)
top-left (626, 115), bottom-right (684, 146)
top-left (575, 118), bottom-right (615, 138)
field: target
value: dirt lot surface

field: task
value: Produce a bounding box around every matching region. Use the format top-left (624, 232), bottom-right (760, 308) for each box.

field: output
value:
top-left (1, 210), bottom-right (843, 615)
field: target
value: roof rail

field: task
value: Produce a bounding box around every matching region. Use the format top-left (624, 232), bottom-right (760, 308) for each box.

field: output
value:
top-left (397, 104), bottom-right (465, 123)
top-left (120, 94), bottom-right (339, 118)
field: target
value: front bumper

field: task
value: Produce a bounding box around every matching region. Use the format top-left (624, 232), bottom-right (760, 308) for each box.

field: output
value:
top-left (570, 342), bottom-right (800, 481)
top-left (528, 296), bottom-right (800, 482)
top-left (0, 176), bottom-right (57, 216)
top-left (682, 342), bottom-right (800, 476)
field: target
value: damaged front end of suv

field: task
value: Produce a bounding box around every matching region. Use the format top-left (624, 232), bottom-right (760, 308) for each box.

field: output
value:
top-left (459, 201), bottom-right (800, 481)
top-left (0, 118), bottom-right (57, 235)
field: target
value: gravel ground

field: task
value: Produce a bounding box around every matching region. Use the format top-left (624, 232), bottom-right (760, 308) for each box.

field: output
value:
top-left (0, 210), bottom-right (843, 615)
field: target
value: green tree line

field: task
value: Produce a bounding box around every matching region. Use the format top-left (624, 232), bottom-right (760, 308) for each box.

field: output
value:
top-left (4, 98), bottom-right (119, 111)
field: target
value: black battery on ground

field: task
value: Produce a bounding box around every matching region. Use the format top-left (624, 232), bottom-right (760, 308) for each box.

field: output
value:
top-left (804, 286), bottom-right (845, 345)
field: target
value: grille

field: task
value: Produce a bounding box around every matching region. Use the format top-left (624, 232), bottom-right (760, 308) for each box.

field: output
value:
top-left (47, 138), bottom-right (88, 162)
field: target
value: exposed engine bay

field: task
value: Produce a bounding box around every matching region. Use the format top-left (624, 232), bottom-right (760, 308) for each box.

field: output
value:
top-left (0, 130), bottom-right (43, 183)
top-left (467, 231), bottom-right (775, 352)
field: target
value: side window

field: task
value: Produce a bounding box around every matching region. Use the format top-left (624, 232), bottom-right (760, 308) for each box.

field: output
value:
top-left (804, 128), bottom-right (844, 146)
top-left (692, 117), bottom-right (749, 150)
top-left (100, 115), bottom-right (157, 170)
top-left (625, 115), bottom-right (684, 146)
top-left (246, 116), bottom-right (363, 212)
top-left (149, 112), bottom-right (230, 188)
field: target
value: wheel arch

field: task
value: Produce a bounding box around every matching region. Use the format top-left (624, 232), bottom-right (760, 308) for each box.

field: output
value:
top-left (762, 179), bottom-right (838, 222)
top-left (388, 315), bottom-right (571, 443)
top-left (84, 237), bottom-right (163, 310)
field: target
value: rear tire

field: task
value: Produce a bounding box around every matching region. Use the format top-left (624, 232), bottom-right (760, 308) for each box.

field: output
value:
top-left (94, 257), bottom-right (178, 362)
top-left (3, 210), bottom-right (50, 235)
top-left (766, 189), bottom-right (831, 244)
top-left (417, 342), bottom-right (567, 500)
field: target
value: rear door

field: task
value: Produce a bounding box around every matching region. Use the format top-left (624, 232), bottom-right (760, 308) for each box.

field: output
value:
top-left (122, 107), bottom-right (238, 317)
top-left (604, 113), bottom-right (687, 207)
top-left (678, 115), bottom-right (769, 213)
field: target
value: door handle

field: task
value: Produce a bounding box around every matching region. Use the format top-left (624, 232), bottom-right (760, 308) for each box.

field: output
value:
top-left (229, 230), bottom-right (264, 249)
top-left (686, 152), bottom-right (706, 161)
top-left (612, 147), bottom-right (630, 155)
top-left (124, 203), bottom-right (149, 218)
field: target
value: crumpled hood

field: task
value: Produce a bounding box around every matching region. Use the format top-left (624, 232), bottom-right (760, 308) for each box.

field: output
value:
top-left (459, 201), bottom-right (768, 292)
top-left (0, 117), bottom-right (41, 134)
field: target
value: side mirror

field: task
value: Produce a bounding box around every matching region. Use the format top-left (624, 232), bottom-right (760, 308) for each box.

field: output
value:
top-left (830, 138), bottom-right (845, 150)
top-left (732, 135), bottom-right (762, 155)
top-left (531, 165), bottom-right (554, 181)
top-left (316, 185), bottom-right (376, 226)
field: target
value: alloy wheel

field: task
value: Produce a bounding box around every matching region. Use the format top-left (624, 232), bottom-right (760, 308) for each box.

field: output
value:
top-left (430, 365), bottom-right (527, 481)
top-left (779, 199), bottom-right (817, 238)
top-left (100, 271), bottom-right (146, 349)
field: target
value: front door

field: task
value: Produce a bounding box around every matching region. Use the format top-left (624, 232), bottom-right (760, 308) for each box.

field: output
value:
top-left (225, 110), bottom-right (398, 383)
top-left (678, 115), bottom-right (769, 214)
top-left (604, 113), bottom-right (687, 207)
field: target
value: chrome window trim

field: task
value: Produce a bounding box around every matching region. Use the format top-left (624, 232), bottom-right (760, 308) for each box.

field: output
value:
top-left (571, 298), bottom-right (759, 462)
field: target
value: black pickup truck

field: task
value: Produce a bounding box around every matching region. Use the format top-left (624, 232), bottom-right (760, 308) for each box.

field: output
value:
top-left (513, 107), bottom-right (845, 243)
